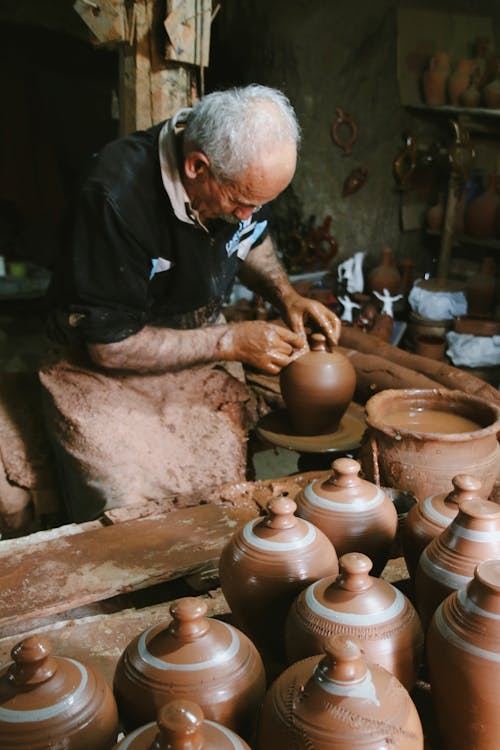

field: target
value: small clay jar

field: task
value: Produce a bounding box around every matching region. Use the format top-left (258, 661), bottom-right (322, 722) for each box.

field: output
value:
top-left (285, 552), bottom-right (424, 691)
top-left (403, 474), bottom-right (484, 579)
top-left (256, 634), bottom-right (424, 750)
top-left (448, 59), bottom-right (476, 105)
top-left (427, 559), bottom-right (500, 750)
top-left (367, 246), bottom-right (402, 296)
top-left (0, 636), bottom-right (119, 750)
top-left (483, 67), bottom-right (500, 108)
top-left (294, 457), bottom-right (398, 575)
top-left (111, 700), bottom-right (251, 749)
top-left (422, 51), bottom-right (450, 106)
top-left (113, 597), bottom-right (266, 739)
top-left (219, 496), bottom-right (338, 663)
top-left (415, 498), bottom-right (500, 630)
top-left (279, 333), bottom-right (356, 436)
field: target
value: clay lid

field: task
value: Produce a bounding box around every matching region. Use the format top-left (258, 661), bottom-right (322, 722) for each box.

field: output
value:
top-left (466, 560), bottom-right (500, 617)
top-left (311, 457), bottom-right (384, 506)
top-left (245, 496), bottom-right (319, 549)
top-left (454, 498), bottom-right (500, 531)
top-left (429, 474), bottom-right (483, 520)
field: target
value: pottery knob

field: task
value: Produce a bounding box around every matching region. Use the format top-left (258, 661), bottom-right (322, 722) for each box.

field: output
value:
top-left (320, 635), bottom-right (367, 683)
top-left (266, 496), bottom-right (298, 529)
top-left (337, 553), bottom-right (373, 592)
top-left (9, 636), bottom-right (57, 686)
top-left (156, 700), bottom-right (205, 749)
top-left (310, 332), bottom-right (328, 352)
top-left (326, 457), bottom-right (362, 489)
top-left (169, 598), bottom-right (210, 642)
top-left (475, 559), bottom-right (500, 595)
top-left (445, 474), bottom-right (483, 507)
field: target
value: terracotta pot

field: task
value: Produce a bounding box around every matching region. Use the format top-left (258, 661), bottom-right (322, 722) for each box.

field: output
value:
top-left (256, 634), bottom-right (424, 750)
top-left (427, 559), bottom-right (500, 750)
top-left (367, 246), bottom-right (402, 296)
top-left (294, 457), bottom-right (398, 575)
top-left (218, 496), bottom-right (338, 663)
top-left (403, 474), bottom-right (484, 580)
top-left (483, 72), bottom-right (500, 108)
top-left (460, 80), bottom-right (481, 107)
top-left (413, 334), bottom-right (446, 360)
top-left (422, 52), bottom-right (450, 106)
top-left (279, 333), bottom-right (356, 436)
top-left (0, 636), bottom-right (119, 750)
top-left (111, 700), bottom-right (251, 749)
top-left (113, 597), bottom-right (266, 740)
top-left (448, 59), bottom-right (476, 105)
top-left (383, 486), bottom-right (418, 559)
top-left (464, 174), bottom-right (500, 239)
top-left (415, 498), bottom-right (500, 630)
top-left (285, 552), bottom-right (424, 691)
top-left (466, 255), bottom-right (497, 317)
top-left (359, 388), bottom-right (500, 501)
top-left (407, 311), bottom-right (453, 342)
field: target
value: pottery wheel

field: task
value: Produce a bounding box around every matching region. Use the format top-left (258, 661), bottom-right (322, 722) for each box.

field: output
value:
top-left (256, 401), bottom-right (366, 454)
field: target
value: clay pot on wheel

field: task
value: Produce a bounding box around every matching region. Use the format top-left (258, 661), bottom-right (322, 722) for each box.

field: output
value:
top-left (279, 332), bottom-right (356, 436)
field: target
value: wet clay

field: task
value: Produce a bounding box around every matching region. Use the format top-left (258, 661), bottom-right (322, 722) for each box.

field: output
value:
top-left (382, 408), bottom-right (480, 433)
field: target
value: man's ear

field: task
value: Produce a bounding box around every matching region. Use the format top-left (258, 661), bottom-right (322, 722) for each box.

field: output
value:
top-left (184, 151), bottom-right (211, 180)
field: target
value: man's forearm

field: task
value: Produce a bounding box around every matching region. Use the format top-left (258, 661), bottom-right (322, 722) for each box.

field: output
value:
top-left (238, 236), bottom-right (296, 312)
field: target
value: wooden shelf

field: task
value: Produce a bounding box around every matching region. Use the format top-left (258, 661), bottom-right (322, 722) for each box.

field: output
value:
top-left (426, 229), bottom-right (500, 251)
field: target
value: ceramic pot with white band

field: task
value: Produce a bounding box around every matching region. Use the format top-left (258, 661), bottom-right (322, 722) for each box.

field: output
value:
top-left (256, 634), bottom-right (423, 750)
top-left (0, 636), bottom-right (119, 750)
top-left (415, 498), bottom-right (500, 630)
top-left (427, 559), bottom-right (500, 750)
top-left (112, 700), bottom-right (251, 750)
top-left (285, 552), bottom-right (424, 690)
top-left (219, 496), bottom-right (338, 663)
top-left (113, 597), bottom-right (265, 740)
top-left (294, 457), bottom-right (397, 575)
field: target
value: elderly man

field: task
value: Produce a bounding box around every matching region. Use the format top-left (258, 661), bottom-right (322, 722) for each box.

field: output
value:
top-left (40, 84), bottom-right (340, 522)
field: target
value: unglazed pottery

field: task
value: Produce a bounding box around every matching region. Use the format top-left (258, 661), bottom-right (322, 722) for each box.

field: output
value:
top-left (219, 496), bottom-right (338, 662)
top-left (256, 634), bottom-right (424, 749)
top-left (111, 700), bottom-right (251, 749)
top-left (415, 498), bottom-right (500, 630)
top-left (285, 552), bottom-right (424, 690)
top-left (113, 597), bottom-right (265, 738)
top-left (413, 334), bottom-right (446, 360)
top-left (422, 51), bottom-right (450, 106)
top-left (0, 636), bottom-right (119, 750)
top-left (359, 388), bottom-right (500, 501)
top-left (427, 559), bottom-right (500, 750)
top-left (367, 246), bottom-right (402, 296)
top-left (448, 58), bottom-right (476, 105)
top-left (279, 333), bottom-right (356, 436)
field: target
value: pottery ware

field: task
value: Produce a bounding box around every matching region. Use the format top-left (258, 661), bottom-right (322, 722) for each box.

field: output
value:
top-left (422, 51), bottom-right (450, 106)
top-left (294, 457), bottom-right (397, 575)
top-left (285, 552), bottom-right (424, 690)
top-left (367, 246), bottom-right (402, 296)
top-left (256, 634), bottom-right (424, 750)
top-left (427, 559), bottom-right (500, 750)
top-left (111, 700), bottom-right (251, 749)
top-left (113, 596), bottom-right (265, 739)
top-left (0, 636), bottom-right (119, 750)
top-left (219, 496), bottom-right (338, 664)
top-left (415, 498), bottom-right (500, 630)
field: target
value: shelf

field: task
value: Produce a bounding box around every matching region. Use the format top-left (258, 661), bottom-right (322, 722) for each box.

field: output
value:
top-left (406, 105), bottom-right (500, 135)
top-left (426, 229), bottom-right (500, 251)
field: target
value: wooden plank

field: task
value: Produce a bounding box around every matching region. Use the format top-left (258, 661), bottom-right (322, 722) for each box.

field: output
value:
top-left (0, 503), bottom-right (255, 633)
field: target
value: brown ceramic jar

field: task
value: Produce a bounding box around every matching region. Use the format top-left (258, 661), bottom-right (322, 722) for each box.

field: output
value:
top-left (285, 552), bottom-right (424, 691)
top-left (294, 457), bottom-right (398, 575)
top-left (415, 498), bottom-right (500, 630)
top-left (279, 333), bottom-right (356, 436)
top-left (219, 496), bottom-right (338, 663)
top-left (113, 597), bottom-right (266, 739)
top-left (0, 636), bottom-right (119, 750)
top-left (256, 634), bottom-right (424, 750)
top-left (427, 559), bottom-right (500, 750)
top-left (112, 700), bottom-right (251, 749)
top-left (367, 246), bottom-right (402, 296)
top-left (403, 474), bottom-right (484, 579)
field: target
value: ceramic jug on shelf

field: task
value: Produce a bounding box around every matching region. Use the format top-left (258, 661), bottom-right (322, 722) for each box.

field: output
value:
top-left (448, 58), bottom-right (476, 105)
top-left (422, 51), bottom-right (450, 106)
top-left (366, 245), bottom-right (402, 296)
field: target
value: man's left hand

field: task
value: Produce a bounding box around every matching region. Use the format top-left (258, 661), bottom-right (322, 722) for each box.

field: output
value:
top-left (280, 290), bottom-right (341, 348)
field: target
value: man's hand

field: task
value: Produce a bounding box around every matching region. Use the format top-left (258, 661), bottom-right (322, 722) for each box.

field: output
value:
top-left (218, 320), bottom-right (305, 374)
top-left (280, 289), bottom-right (341, 348)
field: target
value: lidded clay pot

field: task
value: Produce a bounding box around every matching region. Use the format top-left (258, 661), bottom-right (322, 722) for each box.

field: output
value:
top-left (113, 596), bottom-right (265, 739)
top-left (256, 634), bottom-right (424, 750)
top-left (294, 457), bottom-right (398, 575)
top-left (0, 636), bottom-right (119, 750)
top-left (279, 332), bottom-right (356, 436)
top-left (219, 496), bottom-right (338, 663)
top-left (112, 700), bottom-right (251, 749)
top-left (427, 559), bottom-right (500, 750)
top-left (403, 473), bottom-right (484, 579)
top-left (285, 552), bottom-right (424, 691)
top-left (415, 498), bottom-right (500, 630)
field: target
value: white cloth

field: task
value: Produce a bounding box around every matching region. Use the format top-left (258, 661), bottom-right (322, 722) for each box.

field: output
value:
top-left (408, 282), bottom-right (467, 320)
top-left (446, 332), bottom-right (500, 367)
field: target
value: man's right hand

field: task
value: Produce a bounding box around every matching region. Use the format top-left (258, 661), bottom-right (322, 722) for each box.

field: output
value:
top-left (218, 320), bottom-right (306, 374)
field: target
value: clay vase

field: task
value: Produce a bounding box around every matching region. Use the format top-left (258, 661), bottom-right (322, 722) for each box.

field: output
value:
top-left (483, 70), bottom-right (500, 108)
top-left (219, 496), bottom-right (339, 664)
top-left (426, 191), bottom-right (445, 231)
top-left (294, 457), bottom-right (398, 576)
top-left (256, 634), bottom-right (424, 750)
top-left (0, 636), bottom-right (119, 750)
top-left (415, 498), bottom-right (500, 630)
top-left (467, 255), bottom-right (497, 317)
top-left (279, 332), bottom-right (356, 436)
top-left (448, 59), bottom-right (476, 105)
top-left (367, 246), bottom-right (402, 296)
top-left (422, 51), bottom-right (450, 106)
top-left (459, 77), bottom-right (481, 107)
top-left (403, 474), bottom-right (484, 579)
top-left (359, 388), bottom-right (500, 502)
top-left (464, 174), bottom-right (500, 239)
top-left (111, 700), bottom-right (251, 749)
top-left (427, 559), bottom-right (500, 750)
top-left (285, 552), bottom-right (424, 691)
top-left (113, 597), bottom-right (266, 739)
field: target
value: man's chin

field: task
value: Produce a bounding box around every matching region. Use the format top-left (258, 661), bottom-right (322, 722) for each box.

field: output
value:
top-left (220, 213), bottom-right (240, 225)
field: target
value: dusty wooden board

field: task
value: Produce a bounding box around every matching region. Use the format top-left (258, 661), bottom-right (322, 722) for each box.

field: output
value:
top-left (0, 503), bottom-right (255, 633)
